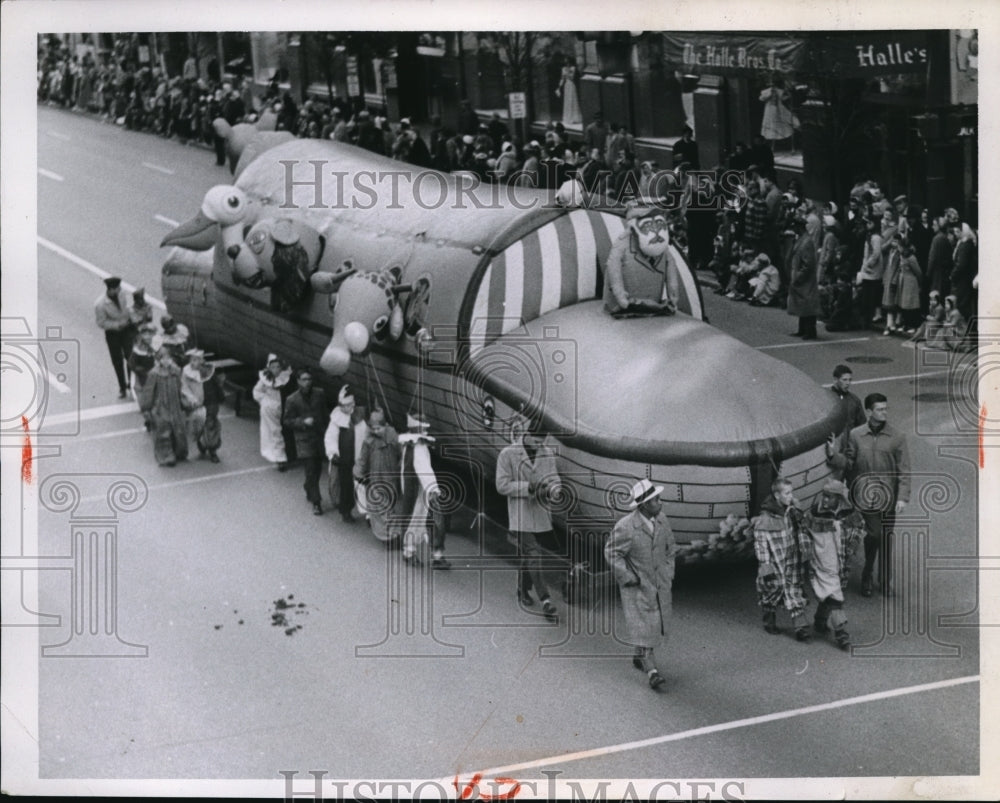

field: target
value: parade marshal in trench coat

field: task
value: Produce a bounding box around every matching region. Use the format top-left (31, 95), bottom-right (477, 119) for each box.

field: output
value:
top-left (604, 479), bottom-right (680, 671)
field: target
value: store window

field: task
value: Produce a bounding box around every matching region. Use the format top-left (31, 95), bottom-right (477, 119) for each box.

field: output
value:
top-left (747, 73), bottom-right (803, 157)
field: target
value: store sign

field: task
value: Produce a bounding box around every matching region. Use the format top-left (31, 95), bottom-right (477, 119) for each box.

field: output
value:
top-left (508, 92), bottom-right (527, 120)
top-left (346, 56), bottom-right (360, 97)
top-left (662, 34), bottom-right (805, 75)
top-left (817, 31), bottom-right (930, 76)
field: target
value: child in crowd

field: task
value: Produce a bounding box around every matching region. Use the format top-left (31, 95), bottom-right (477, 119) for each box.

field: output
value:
top-left (904, 290), bottom-right (945, 348)
top-left (747, 254), bottom-right (781, 306)
top-left (801, 479), bottom-right (865, 650)
top-left (725, 248), bottom-right (758, 300)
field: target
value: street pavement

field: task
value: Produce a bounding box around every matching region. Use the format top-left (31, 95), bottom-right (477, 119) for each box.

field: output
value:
top-left (15, 105), bottom-right (985, 788)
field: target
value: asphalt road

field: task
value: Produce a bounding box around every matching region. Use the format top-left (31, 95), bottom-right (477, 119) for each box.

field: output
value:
top-left (19, 104), bottom-right (984, 789)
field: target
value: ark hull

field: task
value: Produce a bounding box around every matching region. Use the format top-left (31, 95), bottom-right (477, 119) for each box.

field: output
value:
top-left (163, 247), bottom-right (832, 563)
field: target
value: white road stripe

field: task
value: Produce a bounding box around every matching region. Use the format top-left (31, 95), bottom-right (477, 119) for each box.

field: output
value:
top-left (455, 674), bottom-right (979, 780)
top-left (824, 369), bottom-right (952, 388)
top-left (45, 371), bottom-right (71, 394)
top-left (757, 336), bottom-right (872, 350)
top-left (38, 168), bottom-right (64, 182)
top-left (37, 236), bottom-right (167, 310)
top-left (142, 161), bottom-right (175, 175)
top-left (43, 402), bottom-right (142, 428)
top-left (154, 214), bottom-right (179, 227)
top-left (67, 412), bottom-right (238, 444)
top-left (47, 130), bottom-right (71, 141)
top-left (81, 465), bottom-right (273, 502)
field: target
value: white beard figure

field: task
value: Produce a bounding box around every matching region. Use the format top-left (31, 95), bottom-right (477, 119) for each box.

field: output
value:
top-left (632, 216), bottom-right (670, 258)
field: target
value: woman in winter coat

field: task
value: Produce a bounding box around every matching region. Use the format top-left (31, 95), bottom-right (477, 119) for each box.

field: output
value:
top-left (786, 214), bottom-right (821, 339)
top-left (894, 241), bottom-right (923, 332)
top-left (252, 354), bottom-right (291, 471)
top-left (880, 235), bottom-right (903, 334)
top-left (857, 217), bottom-right (884, 326)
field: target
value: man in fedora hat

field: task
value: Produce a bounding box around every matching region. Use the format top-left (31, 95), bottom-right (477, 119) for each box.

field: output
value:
top-left (604, 204), bottom-right (680, 317)
top-left (604, 478), bottom-right (678, 691)
top-left (94, 275), bottom-right (133, 398)
top-left (496, 416), bottom-right (563, 619)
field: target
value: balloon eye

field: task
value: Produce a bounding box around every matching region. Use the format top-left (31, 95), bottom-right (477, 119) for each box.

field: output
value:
top-left (373, 315), bottom-right (389, 337)
top-left (247, 230), bottom-right (268, 254)
top-left (227, 196), bottom-right (241, 208)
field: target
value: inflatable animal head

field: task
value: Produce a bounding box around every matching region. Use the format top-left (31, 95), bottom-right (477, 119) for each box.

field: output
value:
top-left (311, 265), bottom-right (412, 376)
top-left (161, 184), bottom-right (261, 283)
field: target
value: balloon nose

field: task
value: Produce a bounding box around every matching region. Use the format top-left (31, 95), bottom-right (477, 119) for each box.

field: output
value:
top-left (226, 244), bottom-right (241, 260)
top-left (320, 344), bottom-right (352, 377)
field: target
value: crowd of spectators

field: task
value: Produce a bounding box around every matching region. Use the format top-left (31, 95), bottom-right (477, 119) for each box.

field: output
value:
top-left (42, 46), bottom-right (977, 348)
top-left (708, 167), bottom-right (978, 348)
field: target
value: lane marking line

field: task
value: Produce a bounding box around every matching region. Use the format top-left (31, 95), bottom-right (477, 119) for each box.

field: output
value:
top-left (44, 405), bottom-right (237, 430)
top-left (37, 236), bottom-right (167, 310)
top-left (757, 336), bottom-right (872, 350)
top-left (43, 402), bottom-right (142, 428)
top-left (154, 214), bottom-right (179, 227)
top-left (141, 161), bottom-right (175, 175)
top-left (47, 130), bottom-right (71, 141)
top-left (455, 674), bottom-right (979, 780)
top-left (44, 371), bottom-right (71, 395)
top-left (38, 168), bottom-right (64, 182)
top-left (824, 369), bottom-right (953, 388)
top-left (81, 465), bottom-right (273, 502)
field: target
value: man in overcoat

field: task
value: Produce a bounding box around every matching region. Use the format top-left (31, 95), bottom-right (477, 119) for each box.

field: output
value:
top-left (496, 418), bottom-right (563, 620)
top-left (283, 368), bottom-right (329, 515)
top-left (786, 214), bottom-right (821, 339)
top-left (604, 479), bottom-right (678, 691)
top-left (844, 392), bottom-right (910, 597)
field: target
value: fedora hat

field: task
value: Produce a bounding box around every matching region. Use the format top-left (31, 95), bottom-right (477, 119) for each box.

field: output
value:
top-left (629, 478), bottom-right (663, 508)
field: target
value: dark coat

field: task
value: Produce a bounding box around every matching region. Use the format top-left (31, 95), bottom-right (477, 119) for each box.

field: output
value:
top-left (926, 232), bottom-right (953, 296)
top-left (786, 230), bottom-right (820, 317)
top-left (282, 387), bottom-right (329, 458)
top-left (950, 239), bottom-right (977, 319)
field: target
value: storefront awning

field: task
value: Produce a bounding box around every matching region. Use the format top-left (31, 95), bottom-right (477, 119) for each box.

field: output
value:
top-left (661, 32), bottom-right (808, 76)
top-left (661, 30), bottom-right (931, 78)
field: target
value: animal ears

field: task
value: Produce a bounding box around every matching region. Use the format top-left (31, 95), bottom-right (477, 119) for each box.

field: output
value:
top-left (271, 218), bottom-right (299, 246)
top-left (386, 265), bottom-right (403, 284)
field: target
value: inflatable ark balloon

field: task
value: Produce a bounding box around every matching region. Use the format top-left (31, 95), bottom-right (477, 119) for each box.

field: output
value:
top-left (161, 134), bottom-right (842, 562)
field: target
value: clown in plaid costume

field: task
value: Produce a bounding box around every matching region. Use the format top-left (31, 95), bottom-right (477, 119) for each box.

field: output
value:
top-left (801, 479), bottom-right (865, 649)
top-left (753, 477), bottom-right (811, 641)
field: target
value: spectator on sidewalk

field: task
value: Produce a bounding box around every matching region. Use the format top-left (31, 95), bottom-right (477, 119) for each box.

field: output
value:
top-left (787, 214), bottom-right (821, 340)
